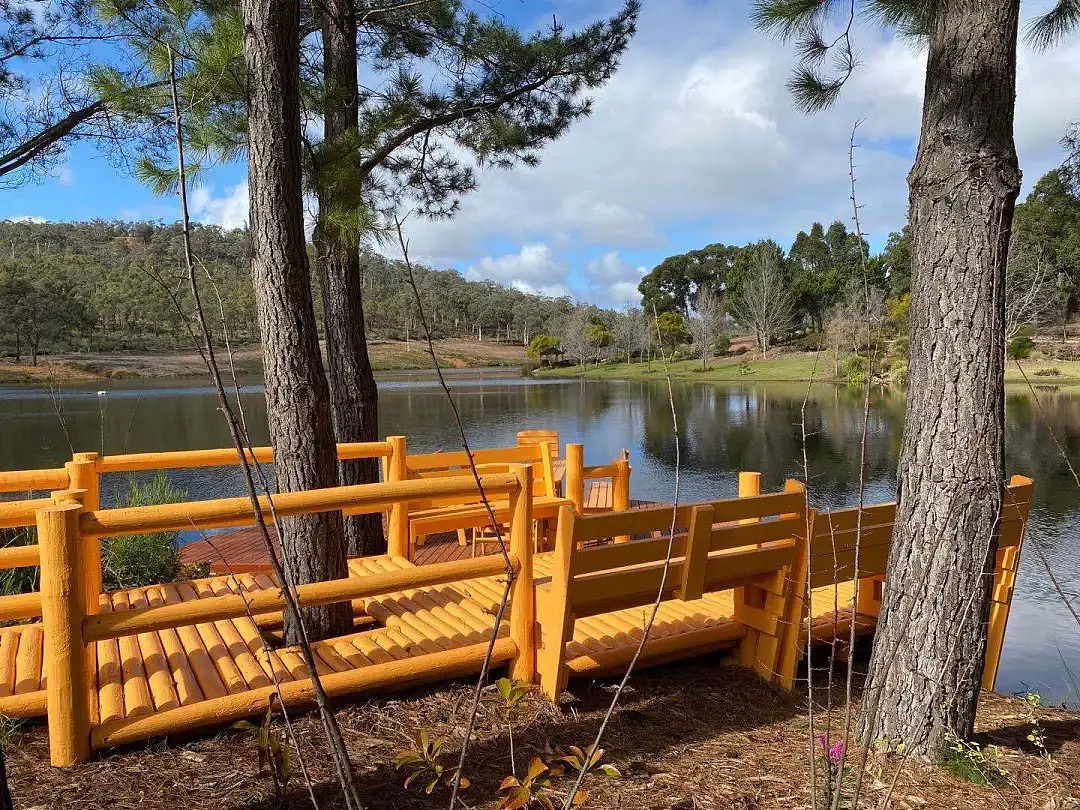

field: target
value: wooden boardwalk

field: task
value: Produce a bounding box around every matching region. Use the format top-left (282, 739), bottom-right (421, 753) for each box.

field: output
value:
top-left (0, 550), bottom-right (864, 722)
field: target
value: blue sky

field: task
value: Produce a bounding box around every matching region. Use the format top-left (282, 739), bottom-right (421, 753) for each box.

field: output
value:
top-left (6, 0), bottom-right (1080, 308)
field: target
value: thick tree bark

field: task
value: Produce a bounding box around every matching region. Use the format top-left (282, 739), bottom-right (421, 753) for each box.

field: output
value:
top-left (315, 0), bottom-right (386, 557)
top-left (861, 1), bottom-right (1020, 757)
top-left (241, 0), bottom-right (351, 642)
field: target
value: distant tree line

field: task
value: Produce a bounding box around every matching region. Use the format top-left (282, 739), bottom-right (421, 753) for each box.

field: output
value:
top-left (0, 219), bottom-right (585, 363)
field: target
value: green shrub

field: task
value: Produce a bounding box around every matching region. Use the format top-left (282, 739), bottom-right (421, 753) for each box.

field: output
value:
top-left (102, 472), bottom-right (186, 591)
top-left (840, 354), bottom-right (868, 387)
top-left (0, 526), bottom-right (38, 598)
top-left (1034, 367), bottom-right (1062, 377)
top-left (1008, 336), bottom-right (1035, 360)
top-left (712, 334), bottom-right (732, 355)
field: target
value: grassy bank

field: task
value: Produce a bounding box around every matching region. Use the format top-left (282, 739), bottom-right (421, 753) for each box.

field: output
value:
top-left (0, 338), bottom-right (526, 384)
top-left (534, 352), bottom-right (1080, 387)
top-left (534, 352), bottom-right (836, 383)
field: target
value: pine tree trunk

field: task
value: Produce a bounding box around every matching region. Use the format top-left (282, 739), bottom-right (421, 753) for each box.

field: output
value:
top-left (315, 0), bottom-right (385, 557)
top-left (861, 1), bottom-right (1020, 757)
top-left (241, 0), bottom-right (351, 642)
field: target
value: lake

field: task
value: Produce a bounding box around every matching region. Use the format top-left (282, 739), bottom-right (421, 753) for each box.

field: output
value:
top-left (1, 370), bottom-right (1078, 704)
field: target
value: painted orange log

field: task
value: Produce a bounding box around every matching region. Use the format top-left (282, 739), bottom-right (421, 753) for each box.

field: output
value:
top-left (0, 689), bottom-right (46, 718)
top-left (81, 473), bottom-right (518, 538)
top-left (37, 502), bottom-right (91, 766)
top-left (194, 580), bottom-right (269, 690)
top-left (350, 633), bottom-right (395, 665)
top-left (126, 589), bottom-right (179, 712)
top-left (158, 584), bottom-right (228, 701)
top-left (111, 590), bottom-right (154, 718)
top-left (67, 454), bottom-right (102, 613)
top-left (386, 436), bottom-right (410, 558)
top-left (92, 637), bottom-right (517, 750)
top-left (612, 458), bottom-right (632, 543)
top-left (206, 579), bottom-right (291, 685)
top-left (0, 468), bottom-right (68, 494)
top-left (95, 440), bottom-right (391, 474)
top-left (509, 464), bottom-right (536, 682)
top-left (144, 586), bottom-right (204, 706)
top-left (84, 554), bottom-right (516, 641)
top-left (0, 498), bottom-right (52, 531)
top-left (0, 629), bottom-right (18, 697)
top-left (565, 444), bottom-right (584, 513)
top-left (95, 598), bottom-right (125, 724)
top-left (173, 583), bottom-right (247, 695)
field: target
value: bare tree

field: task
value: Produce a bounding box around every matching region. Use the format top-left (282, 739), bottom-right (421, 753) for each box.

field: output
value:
top-left (825, 285), bottom-right (887, 372)
top-left (730, 243), bottom-right (794, 359)
top-left (1006, 241), bottom-right (1056, 341)
top-left (611, 308), bottom-right (641, 364)
top-left (559, 306), bottom-right (590, 368)
top-left (690, 286), bottom-right (724, 370)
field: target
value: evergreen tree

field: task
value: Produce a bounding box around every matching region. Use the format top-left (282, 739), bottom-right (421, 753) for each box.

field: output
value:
top-left (756, 0), bottom-right (1080, 757)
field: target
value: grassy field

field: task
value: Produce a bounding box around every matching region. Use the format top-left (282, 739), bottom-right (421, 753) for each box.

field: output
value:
top-left (534, 352), bottom-right (836, 383)
top-left (534, 352), bottom-right (1080, 387)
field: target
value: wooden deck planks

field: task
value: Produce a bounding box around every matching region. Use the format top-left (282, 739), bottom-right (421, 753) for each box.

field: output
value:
top-left (0, 549), bottom-right (876, 725)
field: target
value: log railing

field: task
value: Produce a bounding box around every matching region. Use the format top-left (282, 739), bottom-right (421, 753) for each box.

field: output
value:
top-left (0, 439), bottom-right (402, 621)
top-left (33, 465), bottom-right (536, 765)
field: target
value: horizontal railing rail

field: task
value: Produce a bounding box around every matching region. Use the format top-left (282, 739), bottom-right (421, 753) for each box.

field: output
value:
top-left (80, 473), bottom-right (518, 537)
top-left (24, 458), bottom-right (537, 766)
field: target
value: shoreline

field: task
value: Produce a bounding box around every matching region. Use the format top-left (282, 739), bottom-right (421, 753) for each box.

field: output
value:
top-left (0, 338), bottom-right (527, 385)
top-left (532, 352), bottom-right (1080, 387)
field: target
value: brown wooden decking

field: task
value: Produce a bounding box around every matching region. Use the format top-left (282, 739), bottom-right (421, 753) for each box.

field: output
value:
top-left (181, 526), bottom-right (480, 572)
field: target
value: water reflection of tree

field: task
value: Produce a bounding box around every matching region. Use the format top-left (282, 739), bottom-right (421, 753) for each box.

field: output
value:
top-left (641, 381), bottom-right (903, 507)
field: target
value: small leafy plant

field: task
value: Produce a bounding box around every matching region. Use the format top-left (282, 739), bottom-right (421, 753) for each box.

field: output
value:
top-left (552, 745), bottom-right (621, 779)
top-left (1025, 692), bottom-right (1053, 766)
top-left (497, 757), bottom-right (583, 810)
top-left (234, 703), bottom-right (292, 801)
top-left (941, 730), bottom-right (1007, 787)
top-left (489, 677), bottom-right (534, 776)
top-left (396, 729), bottom-right (470, 795)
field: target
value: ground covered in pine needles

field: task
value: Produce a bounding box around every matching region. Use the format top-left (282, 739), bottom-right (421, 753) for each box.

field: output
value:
top-left (7, 654), bottom-right (1080, 810)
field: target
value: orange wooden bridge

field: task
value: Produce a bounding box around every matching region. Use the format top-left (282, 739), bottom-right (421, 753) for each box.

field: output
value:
top-left (0, 436), bottom-right (1032, 767)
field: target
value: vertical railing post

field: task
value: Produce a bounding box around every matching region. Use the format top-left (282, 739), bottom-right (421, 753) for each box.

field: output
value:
top-left (385, 436), bottom-right (410, 560)
top-left (67, 453), bottom-right (101, 614)
top-left (735, 470), bottom-right (763, 667)
top-left (508, 463), bottom-right (535, 683)
top-left (37, 502), bottom-right (91, 766)
top-left (613, 455), bottom-right (632, 544)
top-left (565, 443), bottom-right (584, 514)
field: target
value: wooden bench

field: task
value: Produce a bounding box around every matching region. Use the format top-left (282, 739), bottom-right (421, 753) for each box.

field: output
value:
top-left (402, 444), bottom-right (569, 548)
top-left (775, 474), bottom-right (1034, 691)
top-left (536, 481), bottom-right (807, 698)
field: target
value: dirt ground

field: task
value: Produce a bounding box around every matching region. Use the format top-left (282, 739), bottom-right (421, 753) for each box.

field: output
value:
top-left (8, 655), bottom-right (1078, 810)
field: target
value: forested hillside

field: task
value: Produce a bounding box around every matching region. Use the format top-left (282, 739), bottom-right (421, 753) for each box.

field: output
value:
top-left (0, 220), bottom-right (576, 362)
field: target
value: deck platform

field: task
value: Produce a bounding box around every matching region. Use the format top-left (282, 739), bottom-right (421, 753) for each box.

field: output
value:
top-left (0, 552), bottom-right (864, 723)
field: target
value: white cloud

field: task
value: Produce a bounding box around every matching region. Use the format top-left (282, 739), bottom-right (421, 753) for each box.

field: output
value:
top-left (582, 251), bottom-right (646, 308)
top-left (56, 164), bottom-right (75, 186)
top-left (190, 183), bottom-right (249, 230)
top-left (149, 1), bottom-right (1080, 310)
top-left (7, 215), bottom-right (46, 224)
top-left (401, 0), bottom-right (1080, 304)
top-left (466, 243), bottom-right (571, 297)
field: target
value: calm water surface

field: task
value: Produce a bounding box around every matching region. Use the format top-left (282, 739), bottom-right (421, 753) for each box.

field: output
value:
top-left (1, 370), bottom-right (1078, 704)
